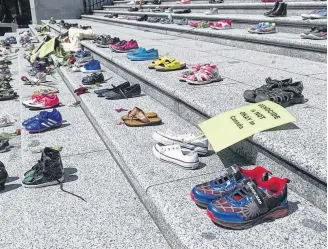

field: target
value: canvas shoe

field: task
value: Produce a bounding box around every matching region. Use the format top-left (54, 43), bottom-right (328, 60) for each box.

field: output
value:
top-left (152, 143), bottom-right (199, 169)
top-left (23, 109), bottom-right (63, 133)
top-left (207, 177), bottom-right (290, 229)
top-left (0, 161), bottom-right (8, 190)
top-left (127, 48), bottom-right (159, 61)
top-left (152, 129), bottom-right (208, 155)
top-left (190, 165), bottom-right (271, 208)
top-left (23, 93), bottom-right (60, 109)
top-left (22, 147), bottom-right (64, 188)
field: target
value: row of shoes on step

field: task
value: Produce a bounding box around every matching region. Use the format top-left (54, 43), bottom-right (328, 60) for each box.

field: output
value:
top-left (0, 57), bottom-right (17, 101)
top-left (0, 147), bottom-right (65, 190)
top-left (244, 77), bottom-right (304, 107)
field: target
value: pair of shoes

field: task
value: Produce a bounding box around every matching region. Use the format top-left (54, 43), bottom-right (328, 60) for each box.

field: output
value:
top-left (82, 73), bottom-right (105, 85)
top-left (95, 81), bottom-right (129, 96)
top-left (0, 161), bottom-right (8, 190)
top-left (122, 107), bottom-right (162, 127)
top-left (301, 8), bottom-right (327, 19)
top-left (22, 109), bottom-right (63, 133)
top-left (178, 64), bottom-right (222, 85)
top-left (209, 0), bottom-right (223, 3)
top-left (210, 20), bottom-right (232, 30)
top-left (160, 17), bottom-right (174, 24)
top-left (264, 1), bottom-right (287, 17)
top-left (149, 58), bottom-right (186, 71)
top-left (300, 26), bottom-right (327, 40)
top-left (101, 82), bottom-right (141, 100)
top-left (104, 14), bottom-right (118, 18)
top-left (81, 59), bottom-right (102, 73)
top-left (191, 165), bottom-right (290, 229)
top-left (95, 35), bottom-right (112, 48)
top-left (22, 147), bottom-right (64, 188)
top-left (248, 22), bottom-right (276, 34)
top-left (110, 40), bottom-right (139, 53)
top-left (0, 68), bottom-right (11, 79)
top-left (244, 77), bottom-right (304, 107)
top-left (127, 47), bottom-right (159, 61)
top-left (23, 93), bottom-right (60, 110)
top-left (152, 129), bottom-right (208, 169)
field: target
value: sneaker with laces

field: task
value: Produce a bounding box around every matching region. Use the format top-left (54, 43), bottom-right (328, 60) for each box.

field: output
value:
top-left (190, 165), bottom-right (271, 208)
top-left (22, 147), bottom-right (64, 188)
top-left (111, 40), bottom-right (139, 53)
top-left (152, 143), bottom-right (200, 169)
top-left (23, 93), bottom-right (60, 109)
top-left (152, 129), bottom-right (208, 155)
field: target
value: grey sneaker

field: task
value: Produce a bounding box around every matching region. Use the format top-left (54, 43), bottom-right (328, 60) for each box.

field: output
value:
top-left (204, 8), bottom-right (218, 15)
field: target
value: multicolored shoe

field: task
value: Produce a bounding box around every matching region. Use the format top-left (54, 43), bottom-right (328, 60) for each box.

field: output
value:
top-left (206, 177), bottom-right (290, 229)
top-left (248, 22), bottom-right (276, 34)
top-left (190, 165), bottom-right (271, 208)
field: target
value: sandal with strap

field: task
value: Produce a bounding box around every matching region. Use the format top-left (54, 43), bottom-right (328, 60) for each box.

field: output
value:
top-left (148, 57), bottom-right (172, 69)
top-left (255, 81), bottom-right (304, 107)
top-left (186, 65), bottom-right (222, 85)
top-left (177, 63), bottom-right (211, 81)
top-left (124, 108), bottom-right (162, 127)
top-left (0, 89), bottom-right (18, 101)
top-left (82, 73), bottom-right (105, 85)
top-left (121, 107), bottom-right (157, 120)
top-left (155, 59), bottom-right (186, 72)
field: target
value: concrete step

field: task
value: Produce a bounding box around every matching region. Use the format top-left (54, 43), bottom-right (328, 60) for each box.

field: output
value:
top-left (42, 19), bottom-right (327, 211)
top-left (81, 14), bottom-right (326, 61)
top-left (0, 28), bottom-right (170, 249)
top-left (92, 10), bottom-right (327, 34)
top-left (104, 2), bottom-right (327, 15)
top-left (29, 23), bottom-right (327, 249)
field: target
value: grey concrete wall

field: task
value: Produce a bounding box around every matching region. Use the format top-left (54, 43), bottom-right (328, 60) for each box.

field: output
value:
top-left (29, 0), bottom-right (84, 24)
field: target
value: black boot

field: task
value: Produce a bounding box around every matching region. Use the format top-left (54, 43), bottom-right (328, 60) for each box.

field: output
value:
top-left (0, 161), bottom-right (8, 191)
top-left (268, 2), bottom-right (287, 17)
top-left (264, 1), bottom-right (281, 16)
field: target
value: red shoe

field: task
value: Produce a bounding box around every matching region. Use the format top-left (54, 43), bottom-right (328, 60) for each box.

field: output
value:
top-left (23, 93), bottom-right (60, 109)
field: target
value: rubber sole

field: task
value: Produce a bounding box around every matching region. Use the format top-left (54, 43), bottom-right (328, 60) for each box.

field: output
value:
top-left (207, 205), bottom-right (289, 230)
top-left (26, 122), bottom-right (62, 133)
top-left (186, 76), bottom-right (223, 85)
top-left (190, 191), bottom-right (209, 209)
top-left (22, 175), bottom-right (65, 188)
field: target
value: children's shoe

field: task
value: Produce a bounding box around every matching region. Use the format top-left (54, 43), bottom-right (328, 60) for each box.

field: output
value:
top-left (23, 109), bottom-right (62, 133)
top-left (248, 22), bottom-right (276, 34)
top-left (82, 73), bottom-right (105, 85)
top-left (127, 48), bottom-right (159, 61)
top-left (22, 147), bottom-right (64, 188)
top-left (309, 8), bottom-right (327, 19)
top-left (186, 65), bottom-right (222, 85)
top-left (75, 54), bottom-right (93, 66)
top-left (32, 72), bottom-right (47, 83)
top-left (81, 59), bottom-right (102, 73)
top-left (206, 177), bottom-right (290, 229)
top-left (205, 8), bottom-right (218, 15)
top-left (0, 140), bottom-right (10, 153)
top-left (111, 40), bottom-right (139, 53)
top-left (190, 165), bottom-right (271, 208)
top-left (0, 113), bottom-right (16, 127)
top-left (23, 94), bottom-right (60, 109)
top-left (0, 161), bottom-right (8, 190)
top-left (177, 0), bottom-right (191, 4)
top-left (210, 20), bottom-right (232, 30)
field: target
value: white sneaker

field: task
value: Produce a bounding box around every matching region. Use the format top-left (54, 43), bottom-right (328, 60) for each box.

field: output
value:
top-left (204, 8), bottom-right (218, 15)
top-left (33, 72), bottom-right (47, 83)
top-left (152, 130), bottom-right (208, 155)
top-left (0, 114), bottom-right (16, 127)
top-left (152, 144), bottom-right (200, 169)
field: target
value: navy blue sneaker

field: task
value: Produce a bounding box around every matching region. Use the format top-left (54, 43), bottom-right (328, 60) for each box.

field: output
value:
top-left (23, 109), bottom-right (62, 133)
top-left (207, 177), bottom-right (290, 229)
top-left (190, 165), bottom-right (270, 208)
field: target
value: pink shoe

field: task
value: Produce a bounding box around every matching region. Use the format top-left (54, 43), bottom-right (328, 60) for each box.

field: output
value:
top-left (177, 64), bottom-right (211, 81)
top-left (110, 40), bottom-right (127, 50)
top-left (177, 0), bottom-right (191, 3)
top-left (23, 93), bottom-right (60, 109)
top-left (186, 65), bottom-right (222, 85)
top-left (210, 20), bottom-right (232, 30)
top-left (188, 21), bottom-right (200, 27)
top-left (261, 0), bottom-right (280, 2)
top-left (111, 40), bottom-right (139, 53)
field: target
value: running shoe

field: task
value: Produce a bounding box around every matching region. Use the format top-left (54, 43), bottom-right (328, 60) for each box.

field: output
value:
top-left (127, 48), bottom-right (159, 61)
top-left (23, 93), bottom-right (60, 109)
top-left (23, 109), bottom-right (62, 133)
top-left (190, 165), bottom-right (271, 208)
top-left (111, 40), bottom-right (139, 53)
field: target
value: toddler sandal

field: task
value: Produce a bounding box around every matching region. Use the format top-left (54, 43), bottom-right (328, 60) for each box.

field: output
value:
top-left (121, 107), bottom-right (157, 120)
top-left (124, 108), bottom-right (162, 127)
top-left (186, 65), bottom-right (222, 85)
top-left (155, 59), bottom-right (186, 72)
top-left (148, 57), bottom-right (172, 69)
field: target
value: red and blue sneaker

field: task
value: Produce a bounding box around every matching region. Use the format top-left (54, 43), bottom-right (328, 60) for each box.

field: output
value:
top-left (206, 177), bottom-right (289, 229)
top-left (190, 165), bottom-right (270, 208)
top-left (23, 109), bottom-right (62, 133)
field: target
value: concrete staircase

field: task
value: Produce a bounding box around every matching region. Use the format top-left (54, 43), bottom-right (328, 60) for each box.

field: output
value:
top-left (30, 6), bottom-right (327, 246)
top-left (80, 0), bottom-right (327, 62)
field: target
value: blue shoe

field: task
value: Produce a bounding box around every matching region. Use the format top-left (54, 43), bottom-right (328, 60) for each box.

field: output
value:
top-left (190, 165), bottom-right (270, 208)
top-left (310, 8), bottom-right (327, 19)
top-left (23, 109), bottom-right (62, 133)
top-left (128, 48), bottom-right (159, 61)
top-left (127, 47), bottom-right (145, 57)
top-left (74, 50), bottom-right (91, 58)
top-left (81, 59), bottom-right (101, 72)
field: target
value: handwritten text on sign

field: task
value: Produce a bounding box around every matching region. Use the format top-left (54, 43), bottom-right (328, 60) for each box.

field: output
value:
top-left (198, 101), bottom-right (296, 152)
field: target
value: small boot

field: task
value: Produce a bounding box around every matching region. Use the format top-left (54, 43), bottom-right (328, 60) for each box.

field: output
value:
top-left (264, 1), bottom-right (281, 16)
top-left (0, 161), bottom-right (8, 190)
top-left (268, 2), bottom-right (287, 17)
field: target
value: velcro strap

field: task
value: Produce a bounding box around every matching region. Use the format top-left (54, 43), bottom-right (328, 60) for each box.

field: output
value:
top-left (244, 179), bottom-right (268, 213)
top-left (227, 165), bottom-right (243, 181)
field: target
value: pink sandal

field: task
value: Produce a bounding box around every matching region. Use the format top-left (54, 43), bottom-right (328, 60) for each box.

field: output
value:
top-left (186, 65), bottom-right (223, 85)
top-left (177, 63), bottom-right (211, 81)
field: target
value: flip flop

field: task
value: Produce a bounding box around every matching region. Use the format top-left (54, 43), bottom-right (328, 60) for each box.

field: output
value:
top-left (155, 59), bottom-right (186, 72)
top-left (124, 108), bottom-right (162, 127)
top-left (121, 107), bottom-right (157, 120)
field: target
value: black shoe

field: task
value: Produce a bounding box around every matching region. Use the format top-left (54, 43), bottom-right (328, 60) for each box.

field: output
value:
top-left (0, 139), bottom-right (9, 153)
top-left (151, 0), bottom-right (161, 4)
top-left (0, 161), bottom-right (8, 190)
top-left (128, 7), bottom-right (139, 12)
top-left (209, 0), bottom-right (223, 3)
top-left (268, 2), bottom-right (287, 17)
top-left (104, 84), bottom-right (141, 100)
top-left (137, 15), bottom-right (148, 21)
top-left (95, 81), bottom-right (131, 96)
top-left (264, 1), bottom-right (281, 16)
top-left (174, 9), bottom-right (191, 14)
top-left (22, 147), bottom-right (64, 188)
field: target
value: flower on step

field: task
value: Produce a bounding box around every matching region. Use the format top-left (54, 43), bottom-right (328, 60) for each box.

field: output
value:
top-left (68, 56), bottom-right (76, 64)
top-left (16, 129), bottom-right (21, 135)
top-left (21, 76), bottom-right (31, 84)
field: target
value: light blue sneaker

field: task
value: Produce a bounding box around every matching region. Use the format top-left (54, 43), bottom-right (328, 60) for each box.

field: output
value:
top-left (310, 8), bottom-right (327, 19)
top-left (127, 48), bottom-right (159, 61)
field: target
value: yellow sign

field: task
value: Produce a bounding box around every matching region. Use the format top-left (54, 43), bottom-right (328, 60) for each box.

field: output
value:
top-left (198, 101), bottom-right (296, 152)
